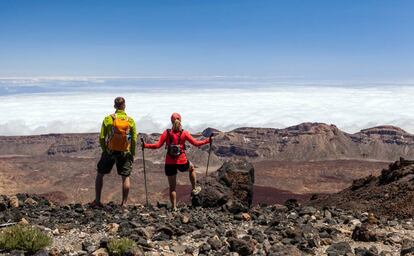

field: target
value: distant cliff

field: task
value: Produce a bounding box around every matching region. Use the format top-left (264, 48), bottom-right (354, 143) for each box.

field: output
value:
top-left (2, 122), bottom-right (411, 162)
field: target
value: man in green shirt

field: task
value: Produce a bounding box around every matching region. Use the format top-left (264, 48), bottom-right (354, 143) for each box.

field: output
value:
top-left (91, 97), bottom-right (137, 207)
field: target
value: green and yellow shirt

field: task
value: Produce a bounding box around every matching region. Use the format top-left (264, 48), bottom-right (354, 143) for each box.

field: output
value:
top-left (99, 110), bottom-right (137, 155)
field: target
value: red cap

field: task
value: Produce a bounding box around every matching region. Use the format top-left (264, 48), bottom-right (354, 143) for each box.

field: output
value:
top-left (171, 112), bottom-right (181, 123)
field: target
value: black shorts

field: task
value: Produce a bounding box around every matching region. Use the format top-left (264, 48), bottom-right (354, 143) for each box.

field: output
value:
top-left (97, 151), bottom-right (133, 177)
top-left (164, 161), bottom-right (192, 176)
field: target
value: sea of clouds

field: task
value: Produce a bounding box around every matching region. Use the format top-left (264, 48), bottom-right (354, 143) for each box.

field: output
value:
top-left (1, 77), bottom-right (414, 136)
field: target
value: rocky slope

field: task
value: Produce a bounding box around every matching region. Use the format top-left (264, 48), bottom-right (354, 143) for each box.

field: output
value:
top-left (310, 158), bottom-right (414, 219)
top-left (1, 161), bottom-right (414, 256)
top-left (209, 123), bottom-right (414, 162)
top-left (4, 194), bottom-right (414, 256)
top-left (0, 123), bottom-right (413, 162)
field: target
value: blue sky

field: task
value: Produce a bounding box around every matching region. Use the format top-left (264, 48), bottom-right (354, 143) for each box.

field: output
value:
top-left (0, 0), bottom-right (413, 80)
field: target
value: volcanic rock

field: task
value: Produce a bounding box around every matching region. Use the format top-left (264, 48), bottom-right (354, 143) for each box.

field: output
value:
top-left (207, 236), bottom-right (222, 251)
top-left (192, 160), bottom-right (254, 210)
top-left (352, 224), bottom-right (379, 242)
top-left (354, 246), bottom-right (378, 256)
top-left (8, 196), bottom-right (19, 208)
top-left (326, 241), bottom-right (353, 255)
top-left (24, 197), bottom-right (38, 206)
top-left (311, 158), bottom-right (414, 218)
top-left (268, 245), bottom-right (302, 256)
top-left (1, 192), bottom-right (414, 255)
top-left (228, 237), bottom-right (255, 256)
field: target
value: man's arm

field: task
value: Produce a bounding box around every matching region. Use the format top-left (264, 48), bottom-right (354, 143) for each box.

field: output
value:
top-left (130, 119), bottom-right (137, 156)
top-left (99, 119), bottom-right (107, 151)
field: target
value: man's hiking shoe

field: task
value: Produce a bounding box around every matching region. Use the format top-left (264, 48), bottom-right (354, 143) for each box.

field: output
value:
top-left (191, 186), bottom-right (202, 196)
top-left (89, 200), bottom-right (103, 208)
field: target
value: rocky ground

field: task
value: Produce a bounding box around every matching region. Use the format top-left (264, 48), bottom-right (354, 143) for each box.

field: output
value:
top-left (2, 193), bottom-right (414, 255)
top-left (2, 160), bottom-right (414, 255)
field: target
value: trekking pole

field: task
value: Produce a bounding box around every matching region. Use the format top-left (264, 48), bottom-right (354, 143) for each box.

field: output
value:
top-left (205, 135), bottom-right (213, 178)
top-left (140, 138), bottom-right (149, 207)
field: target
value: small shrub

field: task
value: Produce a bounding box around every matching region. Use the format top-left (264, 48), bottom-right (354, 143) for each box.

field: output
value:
top-left (107, 237), bottom-right (137, 256)
top-left (0, 224), bottom-right (52, 254)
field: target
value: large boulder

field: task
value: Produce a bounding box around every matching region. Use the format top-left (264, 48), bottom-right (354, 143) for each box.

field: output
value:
top-left (192, 160), bottom-right (254, 211)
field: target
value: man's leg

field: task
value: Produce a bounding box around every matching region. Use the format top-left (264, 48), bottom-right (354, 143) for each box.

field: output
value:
top-left (117, 152), bottom-right (133, 206)
top-left (95, 151), bottom-right (115, 205)
top-left (167, 175), bottom-right (177, 209)
top-left (95, 173), bottom-right (105, 203)
top-left (121, 176), bottom-right (130, 206)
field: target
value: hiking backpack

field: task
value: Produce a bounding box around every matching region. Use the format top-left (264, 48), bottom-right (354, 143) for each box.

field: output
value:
top-left (166, 129), bottom-right (184, 158)
top-left (107, 114), bottom-right (131, 152)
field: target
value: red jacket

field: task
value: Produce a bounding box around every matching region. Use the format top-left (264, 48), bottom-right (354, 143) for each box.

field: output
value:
top-left (144, 129), bottom-right (210, 165)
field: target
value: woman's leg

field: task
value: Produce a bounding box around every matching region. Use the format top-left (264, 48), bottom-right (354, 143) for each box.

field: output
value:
top-left (188, 162), bottom-right (196, 190)
top-left (167, 175), bottom-right (177, 209)
top-left (188, 162), bottom-right (201, 195)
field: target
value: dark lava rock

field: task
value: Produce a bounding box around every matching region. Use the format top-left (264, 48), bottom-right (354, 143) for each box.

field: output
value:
top-left (192, 180), bottom-right (229, 208)
top-left (33, 250), bottom-right (48, 256)
top-left (225, 199), bottom-right (248, 214)
top-left (268, 245), bottom-right (302, 256)
top-left (199, 243), bottom-right (212, 254)
top-left (124, 247), bottom-right (145, 256)
top-left (82, 241), bottom-right (97, 253)
top-left (284, 199), bottom-right (300, 210)
top-left (156, 201), bottom-right (168, 208)
top-left (354, 246), bottom-right (378, 256)
top-left (228, 237), bottom-right (255, 256)
top-left (326, 242), bottom-right (353, 256)
top-left (352, 224), bottom-right (378, 242)
top-left (207, 236), bottom-right (222, 251)
top-left (0, 201), bottom-right (7, 212)
top-left (299, 206), bottom-right (317, 216)
top-left (401, 239), bottom-right (414, 255)
top-left (192, 160), bottom-right (254, 209)
top-left (351, 175), bottom-right (376, 191)
top-left (248, 228), bottom-right (265, 243)
top-left (99, 238), bottom-right (109, 249)
top-left (218, 161), bottom-right (254, 207)
top-left (152, 226), bottom-right (174, 241)
top-left (380, 158), bottom-right (414, 185)
top-left (8, 250), bottom-right (25, 256)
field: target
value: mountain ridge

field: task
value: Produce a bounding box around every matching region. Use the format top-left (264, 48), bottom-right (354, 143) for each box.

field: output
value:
top-left (1, 122), bottom-right (413, 162)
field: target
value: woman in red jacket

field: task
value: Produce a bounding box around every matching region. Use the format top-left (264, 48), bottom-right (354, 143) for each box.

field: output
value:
top-left (143, 112), bottom-right (211, 210)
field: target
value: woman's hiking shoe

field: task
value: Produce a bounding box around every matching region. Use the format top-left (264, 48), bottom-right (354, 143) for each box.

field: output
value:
top-left (191, 186), bottom-right (202, 196)
top-left (169, 207), bottom-right (178, 212)
top-left (89, 200), bottom-right (103, 208)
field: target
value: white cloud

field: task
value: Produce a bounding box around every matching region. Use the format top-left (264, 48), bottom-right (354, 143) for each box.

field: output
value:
top-left (1, 85), bottom-right (414, 135)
